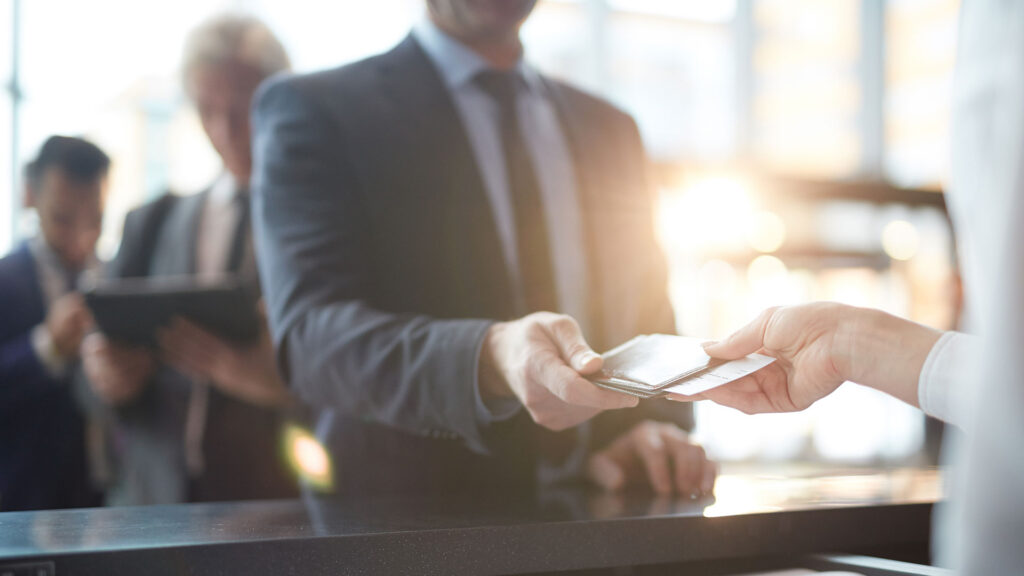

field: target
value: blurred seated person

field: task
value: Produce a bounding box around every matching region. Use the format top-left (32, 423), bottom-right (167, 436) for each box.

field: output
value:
top-left (79, 14), bottom-right (297, 505)
top-left (0, 136), bottom-right (109, 511)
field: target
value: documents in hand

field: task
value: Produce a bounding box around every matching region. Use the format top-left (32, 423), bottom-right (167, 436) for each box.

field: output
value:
top-left (589, 334), bottom-right (776, 399)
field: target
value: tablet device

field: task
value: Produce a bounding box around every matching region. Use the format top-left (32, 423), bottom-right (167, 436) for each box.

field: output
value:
top-left (83, 275), bottom-right (261, 347)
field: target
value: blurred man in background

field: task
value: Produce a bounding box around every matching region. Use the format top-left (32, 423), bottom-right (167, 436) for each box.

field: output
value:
top-left (79, 14), bottom-right (297, 505)
top-left (253, 0), bottom-right (714, 498)
top-left (0, 136), bottom-right (109, 511)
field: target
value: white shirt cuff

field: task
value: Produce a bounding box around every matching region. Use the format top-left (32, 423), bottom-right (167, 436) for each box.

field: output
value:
top-left (918, 331), bottom-right (977, 428)
top-left (31, 323), bottom-right (71, 378)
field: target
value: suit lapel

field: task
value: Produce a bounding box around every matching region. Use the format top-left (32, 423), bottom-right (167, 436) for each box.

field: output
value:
top-left (16, 244), bottom-right (47, 322)
top-left (152, 190), bottom-right (207, 276)
top-left (378, 35), bottom-right (515, 320)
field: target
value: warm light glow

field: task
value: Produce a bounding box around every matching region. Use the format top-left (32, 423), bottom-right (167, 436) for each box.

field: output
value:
top-left (702, 475), bottom-right (783, 518)
top-left (699, 259), bottom-right (738, 301)
top-left (659, 176), bottom-right (756, 255)
top-left (882, 219), bottom-right (919, 261)
top-left (747, 210), bottom-right (787, 253)
top-left (284, 425), bottom-right (333, 491)
top-left (747, 254), bottom-right (788, 282)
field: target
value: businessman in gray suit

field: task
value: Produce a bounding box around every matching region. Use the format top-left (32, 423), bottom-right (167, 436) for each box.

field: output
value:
top-left (80, 15), bottom-right (297, 505)
top-left (253, 0), bottom-right (715, 497)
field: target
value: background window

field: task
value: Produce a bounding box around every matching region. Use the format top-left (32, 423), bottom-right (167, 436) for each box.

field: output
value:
top-left (749, 0), bottom-right (864, 178)
top-left (885, 0), bottom-right (960, 188)
top-left (1, 1), bottom-right (13, 255)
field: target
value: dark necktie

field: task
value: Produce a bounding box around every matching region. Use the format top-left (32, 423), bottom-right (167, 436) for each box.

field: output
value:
top-left (226, 187), bottom-right (251, 275)
top-left (475, 70), bottom-right (558, 314)
top-left (64, 266), bottom-right (80, 293)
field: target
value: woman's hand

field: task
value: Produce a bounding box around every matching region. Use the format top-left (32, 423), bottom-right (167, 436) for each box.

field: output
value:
top-left (669, 303), bottom-right (942, 414)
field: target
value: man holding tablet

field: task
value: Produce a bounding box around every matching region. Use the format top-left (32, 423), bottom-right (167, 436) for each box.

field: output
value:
top-left (79, 15), bottom-right (297, 505)
top-left (0, 136), bottom-right (109, 511)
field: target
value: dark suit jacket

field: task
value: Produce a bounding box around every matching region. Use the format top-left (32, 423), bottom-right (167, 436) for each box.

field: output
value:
top-left (85, 190), bottom-right (296, 504)
top-left (252, 35), bottom-right (690, 497)
top-left (0, 244), bottom-right (98, 511)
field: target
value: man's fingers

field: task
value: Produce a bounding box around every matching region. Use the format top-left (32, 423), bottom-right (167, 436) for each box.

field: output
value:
top-left (70, 304), bottom-right (94, 332)
top-left (539, 355), bottom-right (637, 410)
top-left (167, 318), bottom-right (227, 353)
top-left (658, 426), bottom-right (701, 494)
top-left (680, 443), bottom-right (705, 494)
top-left (541, 315), bottom-right (603, 374)
top-left (587, 452), bottom-right (626, 492)
top-left (160, 324), bottom-right (217, 362)
top-left (703, 307), bottom-right (779, 360)
top-left (701, 460), bottom-right (718, 494)
top-left (159, 329), bottom-right (217, 376)
top-left (163, 348), bottom-right (208, 380)
top-left (636, 426), bottom-right (672, 495)
top-left (81, 332), bottom-right (106, 355)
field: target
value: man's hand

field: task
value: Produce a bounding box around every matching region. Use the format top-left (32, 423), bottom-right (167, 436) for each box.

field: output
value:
top-left (669, 303), bottom-right (941, 413)
top-left (81, 333), bottom-right (155, 405)
top-left (46, 293), bottom-right (93, 359)
top-left (479, 312), bottom-right (638, 431)
top-left (587, 420), bottom-right (716, 496)
top-left (158, 314), bottom-right (290, 408)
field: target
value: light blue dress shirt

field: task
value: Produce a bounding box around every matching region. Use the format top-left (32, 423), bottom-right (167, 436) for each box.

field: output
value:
top-left (411, 19), bottom-right (589, 328)
top-left (412, 20), bottom-right (591, 425)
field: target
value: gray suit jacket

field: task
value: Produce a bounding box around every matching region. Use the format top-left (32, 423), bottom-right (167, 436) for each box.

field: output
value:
top-left (253, 35), bottom-right (689, 497)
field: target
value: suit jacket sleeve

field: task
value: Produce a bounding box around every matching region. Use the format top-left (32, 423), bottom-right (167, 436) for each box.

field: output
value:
top-left (0, 331), bottom-right (60, 407)
top-left (252, 76), bottom-right (498, 454)
top-left (0, 269), bottom-right (61, 407)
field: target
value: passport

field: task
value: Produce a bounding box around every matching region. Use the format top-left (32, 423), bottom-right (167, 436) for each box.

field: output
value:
top-left (589, 334), bottom-right (775, 399)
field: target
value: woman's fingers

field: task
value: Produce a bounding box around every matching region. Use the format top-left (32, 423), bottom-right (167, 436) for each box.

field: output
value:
top-left (703, 307), bottom-right (780, 360)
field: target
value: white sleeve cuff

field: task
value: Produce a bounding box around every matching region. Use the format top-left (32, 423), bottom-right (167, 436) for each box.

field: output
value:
top-left (918, 331), bottom-right (978, 428)
top-left (31, 323), bottom-right (71, 378)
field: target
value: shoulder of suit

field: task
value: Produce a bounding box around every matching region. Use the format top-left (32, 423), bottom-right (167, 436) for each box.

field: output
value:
top-left (124, 191), bottom-right (185, 227)
top-left (0, 245), bottom-right (35, 304)
top-left (542, 76), bottom-right (636, 128)
top-left (0, 244), bottom-right (32, 276)
top-left (257, 37), bottom-right (408, 111)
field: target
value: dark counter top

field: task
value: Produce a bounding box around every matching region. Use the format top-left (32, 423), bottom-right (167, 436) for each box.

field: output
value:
top-left (0, 467), bottom-right (942, 575)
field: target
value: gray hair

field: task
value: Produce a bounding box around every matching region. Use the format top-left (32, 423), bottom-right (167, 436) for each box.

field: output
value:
top-left (182, 14), bottom-right (290, 93)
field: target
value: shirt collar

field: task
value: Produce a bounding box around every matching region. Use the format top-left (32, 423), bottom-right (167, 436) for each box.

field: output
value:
top-left (207, 172), bottom-right (240, 208)
top-left (411, 18), bottom-right (543, 95)
top-left (28, 234), bottom-right (98, 288)
top-left (29, 234), bottom-right (64, 273)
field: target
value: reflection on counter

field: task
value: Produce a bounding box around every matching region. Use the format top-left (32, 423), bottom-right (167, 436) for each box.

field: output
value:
top-left (703, 465), bottom-right (944, 518)
top-left (0, 466), bottom-right (942, 560)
